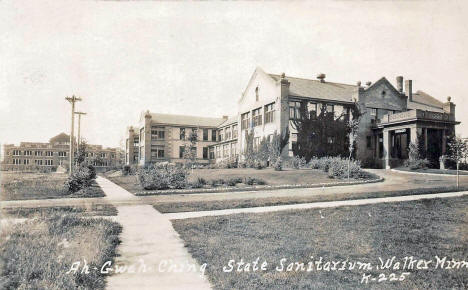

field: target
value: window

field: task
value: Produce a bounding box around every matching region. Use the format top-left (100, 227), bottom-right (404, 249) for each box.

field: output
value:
top-left (241, 112), bottom-right (250, 130)
top-left (211, 129), bottom-right (217, 141)
top-left (58, 151), bottom-right (67, 157)
top-left (289, 101), bottom-right (302, 119)
top-left (231, 143), bottom-right (237, 156)
top-left (45, 160), bottom-right (53, 166)
top-left (180, 128), bottom-right (186, 140)
top-left (111, 154), bottom-right (115, 158)
top-left (326, 104), bottom-right (334, 113)
top-left (35, 151), bottom-right (43, 156)
top-left (252, 108), bottom-right (262, 127)
top-left (13, 159), bottom-right (21, 165)
top-left (232, 125), bottom-right (238, 139)
top-left (24, 150), bottom-right (32, 156)
top-left (367, 136), bottom-right (372, 149)
top-left (133, 137), bottom-right (139, 146)
top-left (35, 160), bottom-right (43, 165)
top-left (216, 146), bottom-right (221, 158)
top-left (308, 102), bottom-right (317, 118)
top-left (225, 127), bottom-right (232, 140)
top-left (327, 137), bottom-right (335, 144)
top-left (209, 147), bottom-right (215, 159)
top-left (13, 150), bottom-right (21, 156)
top-left (264, 103), bottom-right (274, 123)
top-left (223, 145), bottom-right (229, 157)
top-left (151, 127), bottom-right (165, 140)
top-left (23, 159), bottom-right (30, 165)
top-left (370, 108), bottom-right (377, 116)
top-left (179, 146), bottom-right (185, 158)
top-left (151, 145), bottom-right (165, 158)
top-left (100, 153), bottom-right (107, 158)
top-left (219, 129), bottom-right (224, 141)
top-left (203, 129), bottom-right (208, 141)
top-left (46, 151), bottom-right (54, 157)
top-left (255, 86), bottom-right (259, 101)
top-left (203, 147), bottom-right (208, 159)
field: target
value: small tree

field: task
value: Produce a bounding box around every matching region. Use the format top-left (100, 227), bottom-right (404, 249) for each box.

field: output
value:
top-left (75, 141), bottom-right (87, 165)
top-left (347, 103), bottom-right (362, 180)
top-left (447, 136), bottom-right (468, 189)
top-left (267, 128), bottom-right (289, 171)
top-left (182, 130), bottom-right (198, 169)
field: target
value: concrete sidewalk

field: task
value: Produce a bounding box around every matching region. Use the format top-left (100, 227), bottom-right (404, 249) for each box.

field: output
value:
top-left (96, 179), bottom-right (211, 290)
top-left (165, 190), bottom-right (468, 220)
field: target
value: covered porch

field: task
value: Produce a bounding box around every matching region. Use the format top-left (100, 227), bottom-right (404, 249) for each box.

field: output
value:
top-left (374, 109), bottom-right (458, 169)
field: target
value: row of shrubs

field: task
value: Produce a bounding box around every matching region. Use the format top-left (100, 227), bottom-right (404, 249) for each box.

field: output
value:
top-left (308, 156), bottom-right (372, 179)
top-left (136, 163), bottom-right (267, 190)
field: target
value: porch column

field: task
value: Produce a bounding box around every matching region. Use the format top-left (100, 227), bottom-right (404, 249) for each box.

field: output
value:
top-left (383, 129), bottom-right (392, 169)
top-left (442, 129), bottom-right (447, 155)
top-left (424, 127), bottom-right (428, 152)
top-left (410, 126), bottom-right (418, 144)
top-left (375, 135), bottom-right (380, 159)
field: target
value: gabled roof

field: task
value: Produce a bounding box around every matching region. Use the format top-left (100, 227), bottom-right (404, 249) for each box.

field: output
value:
top-left (268, 73), bottom-right (357, 103)
top-left (145, 112), bottom-right (226, 127)
top-left (365, 77), bottom-right (402, 96)
top-left (49, 132), bottom-right (69, 143)
top-left (411, 90), bottom-right (444, 108)
top-left (218, 115), bottom-right (238, 128)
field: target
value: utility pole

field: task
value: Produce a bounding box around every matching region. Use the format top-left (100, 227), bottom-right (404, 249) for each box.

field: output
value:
top-left (75, 112), bottom-right (87, 147)
top-left (65, 95), bottom-right (82, 175)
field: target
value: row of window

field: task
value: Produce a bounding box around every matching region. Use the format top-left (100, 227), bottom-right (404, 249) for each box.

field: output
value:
top-left (12, 150), bottom-right (63, 157)
top-left (241, 102), bottom-right (275, 130)
top-left (218, 124), bottom-right (238, 142)
top-left (289, 101), bottom-right (345, 120)
top-left (214, 143), bottom-right (238, 159)
top-left (12, 159), bottom-right (54, 165)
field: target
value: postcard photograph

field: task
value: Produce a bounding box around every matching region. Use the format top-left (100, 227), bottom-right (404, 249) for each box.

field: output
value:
top-left (1, 1), bottom-right (468, 289)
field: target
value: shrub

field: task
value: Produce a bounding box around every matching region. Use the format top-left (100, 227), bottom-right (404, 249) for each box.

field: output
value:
top-left (244, 177), bottom-right (266, 185)
top-left (197, 177), bottom-right (207, 185)
top-left (226, 177), bottom-right (243, 186)
top-left (64, 164), bottom-right (97, 193)
top-left (254, 160), bottom-right (265, 170)
top-left (326, 157), bottom-right (369, 179)
top-left (404, 158), bottom-right (430, 170)
top-left (273, 157), bottom-right (283, 171)
top-left (137, 163), bottom-right (189, 190)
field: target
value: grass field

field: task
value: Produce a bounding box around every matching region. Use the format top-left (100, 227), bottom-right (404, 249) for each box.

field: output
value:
top-left (172, 196), bottom-right (468, 289)
top-left (0, 213), bottom-right (121, 289)
top-left (0, 172), bottom-right (104, 201)
top-left (396, 167), bottom-right (468, 175)
top-left (154, 185), bottom-right (468, 213)
top-left (1, 203), bottom-right (118, 219)
top-left (108, 168), bottom-right (361, 193)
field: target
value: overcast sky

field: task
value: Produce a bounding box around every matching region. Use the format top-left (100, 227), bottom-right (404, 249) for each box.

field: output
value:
top-left (1, 1), bottom-right (468, 149)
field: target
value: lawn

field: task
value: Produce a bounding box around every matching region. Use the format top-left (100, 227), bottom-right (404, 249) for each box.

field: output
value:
top-left (0, 171), bottom-right (104, 201)
top-left (396, 167), bottom-right (468, 175)
top-left (0, 213), bottom-right (121, 289)
top-left (108, 168), bottom-right (367, 194)
top-left (172, 196), bottom-right (468, 289)
top-left (154, 185), bottom-right (468, 213)
top-left (1, 203), bottom-right (118, 219)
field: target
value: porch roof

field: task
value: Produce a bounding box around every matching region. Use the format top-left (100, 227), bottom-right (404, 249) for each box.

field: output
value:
top-left (375, 109), bottom-right (459, 128)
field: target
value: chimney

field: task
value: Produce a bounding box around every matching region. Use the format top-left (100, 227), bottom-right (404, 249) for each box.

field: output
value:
top-left (222, 115), bottom-right (228, 120)
top-left (365, 81), bottom-right (372, 87)
top-left (356, 81), bottom-right (361, 87)
top-left (405, 80), bottom-right (412, 101)
top-left (317, 73), bottom-right (326, 83)
top-left (396, 76), bottom-right (403, 93)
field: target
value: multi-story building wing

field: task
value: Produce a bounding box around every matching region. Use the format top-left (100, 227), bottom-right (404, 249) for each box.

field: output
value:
top-left (1, 133), bottom-right (123, 171)
top-left (126, 111), bottom-right (226, 165)
top-left (237, 67), bottom-right (459, 168)
top-left (211, 116), bottom-right (238, 163)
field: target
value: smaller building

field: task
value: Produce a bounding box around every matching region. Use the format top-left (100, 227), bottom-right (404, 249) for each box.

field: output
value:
top-left (126, 111), bottom-right (227, 165)
top-left (1, 133), bottom-right (123, 171)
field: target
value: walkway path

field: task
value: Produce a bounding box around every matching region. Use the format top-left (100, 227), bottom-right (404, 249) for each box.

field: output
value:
top-left (165, 190), bottom-right (468, 220)
top-left (94, 178), bottom-right (211, 290)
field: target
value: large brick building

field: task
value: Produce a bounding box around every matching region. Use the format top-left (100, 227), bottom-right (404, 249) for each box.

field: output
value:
top-left (1, 133), bottom-right (123, 171)
top-left (126, 67), bottom-right (460, 169)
